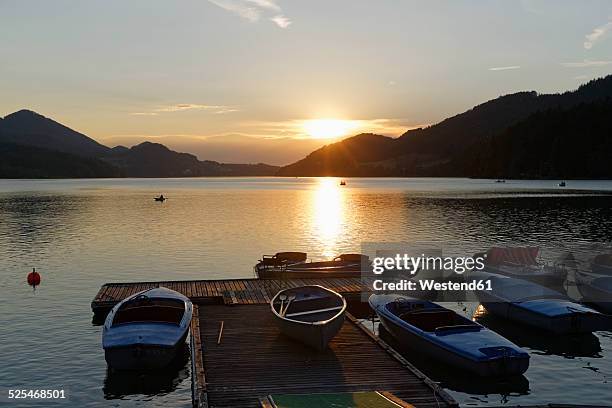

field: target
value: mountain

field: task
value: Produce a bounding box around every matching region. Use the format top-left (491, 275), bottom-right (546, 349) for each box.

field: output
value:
top-left (461, 100), bottom-right (612, 179)
top-left (0, 110), bottom-right (110, 157)
top-left (103, 142), bottom-right (279, 177)
top-left (278, 75), bottom-right (612, 177)
top-left (275, 133), bottom-right (397, 176)
top-left (0, 143), bottom-right (122, 178)
top-left (0, 111), bottom-right (279, 178)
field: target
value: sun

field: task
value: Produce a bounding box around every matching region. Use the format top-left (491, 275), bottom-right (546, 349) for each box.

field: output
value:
top-left (303, 119), bottom-right (358, 139)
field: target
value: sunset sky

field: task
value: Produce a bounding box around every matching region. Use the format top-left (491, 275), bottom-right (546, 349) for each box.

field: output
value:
top-left (2, 0), bottom-right (612, 165)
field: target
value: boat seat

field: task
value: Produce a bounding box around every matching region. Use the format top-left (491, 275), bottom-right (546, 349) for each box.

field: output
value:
top-left (285, 306), bottom-right (343, 318)
top-left (114, 305), bottom-right (184, 325)
top-left (399, 310), bottom-right (457, 332)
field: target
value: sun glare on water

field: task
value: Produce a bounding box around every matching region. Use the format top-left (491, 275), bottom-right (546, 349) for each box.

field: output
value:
top-left (303, 119), bottom-right (358, 139)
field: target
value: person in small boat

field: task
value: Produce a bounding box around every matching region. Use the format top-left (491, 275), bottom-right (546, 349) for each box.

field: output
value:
top-left (159, 194), bottom-right (165, 200)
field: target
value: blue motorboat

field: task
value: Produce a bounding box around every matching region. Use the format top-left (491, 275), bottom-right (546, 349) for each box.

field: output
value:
top-left (369, 294), bottom-right (529, 376)
top-left (473, 271), bottom-right (610, 333)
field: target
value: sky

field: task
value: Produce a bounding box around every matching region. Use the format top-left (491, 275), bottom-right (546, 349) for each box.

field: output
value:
top-left (1, 0), bottom-right (612, 165)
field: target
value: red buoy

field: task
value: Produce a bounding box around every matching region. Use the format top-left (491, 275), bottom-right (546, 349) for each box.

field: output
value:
top-left (27, 267), bottom-right (41, 287)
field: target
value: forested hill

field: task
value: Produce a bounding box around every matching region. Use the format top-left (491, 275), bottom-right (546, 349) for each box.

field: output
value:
top-left (277, 76), bottom-right (612, 178)
top-left (460, 100), bottom-right (612, 179)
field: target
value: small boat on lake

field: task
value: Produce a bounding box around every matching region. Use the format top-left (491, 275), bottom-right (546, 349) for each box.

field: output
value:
top-left (472, 271), bottom-right (610, 334)
top-left (103, 287), bottom-right (192, 370)
top-left (558, 181), bottom-right (566, 187)
top-left (154, 195), bottom-right (166, 202)
top-left (256, 253), bottom-right (370, 279)
top-left (478, 246), bottom-right (567, 292)
top-left (369, 294), bottom-right (529, 376)
top-left (340, 180), bottom-right (346, 186)
top-left (271, 285), bottom-right (346, 350)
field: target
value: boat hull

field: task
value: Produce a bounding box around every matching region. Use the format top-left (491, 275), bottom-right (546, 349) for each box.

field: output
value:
top-left (474, 272), bottom-right (610, 334)
top-left (104, 331), bottom-right (188, 370)
top-left (274, 311), bottom-right (345, 351)
top-left (377, 313), bottom-right (528, 377)
top-left (479, 300), bottom-right (609, 334)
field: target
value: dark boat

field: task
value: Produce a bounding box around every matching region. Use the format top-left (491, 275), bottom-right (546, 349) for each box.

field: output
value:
top-left (369, 294), bottom-right (530, 377)
top-left (102, 287), bottom-right (192, 370)
top-left (271, 285), bottom-right (346, 350)
top-left (558, 181), bottom-right (566, 187)
top-left (254, 251), bottom-right (307, 272)
top-left (256, 253), bottom-right (369, 279)
top-left (154, 195), bottom-right (166, 202)
top-left (340, 180), bottom-right (346, 186)
top-left (473, 271), bottom-right (610, 334)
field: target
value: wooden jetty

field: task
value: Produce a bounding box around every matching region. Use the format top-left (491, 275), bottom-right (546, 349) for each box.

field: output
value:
top-left (91, 277), bottom-right (368, 315)
top-left (92, 278), bottom-right (457, 408)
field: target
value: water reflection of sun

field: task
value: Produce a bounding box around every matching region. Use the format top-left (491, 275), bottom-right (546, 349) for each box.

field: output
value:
top-left (312, 178), bottom-right (345, 258)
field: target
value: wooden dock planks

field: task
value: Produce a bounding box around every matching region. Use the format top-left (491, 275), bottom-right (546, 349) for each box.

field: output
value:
top-left (91, 277), bottom-right (371, 314)
top-left (196, 304), bottom-right (456, 408)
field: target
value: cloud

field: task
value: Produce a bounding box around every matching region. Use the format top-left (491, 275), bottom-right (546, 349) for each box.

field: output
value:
top-left (130, 112), bottom-right (159, 116)
top-left (131, 103), bottom-right (239, 116)
top-left (561, 59), bottom-right (612, 68)
top-left (270, 15), bottom-right (291, 28)
top-left (207, 0), bottom-right (291, 28)
top-left (584, 21), bottom-right (612, 49)
top-left (488, 66), bottom-right (521, 71)
top-left (246, 118), bottom-right (420, 140)
top-left (156, 103), bottom-right (239, 114)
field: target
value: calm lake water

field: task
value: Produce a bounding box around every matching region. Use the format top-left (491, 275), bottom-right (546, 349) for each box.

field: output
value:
top-left (1, 177), bottom-right (611, 407)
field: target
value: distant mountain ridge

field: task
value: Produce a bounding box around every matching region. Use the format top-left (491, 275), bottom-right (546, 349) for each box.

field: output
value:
top-left (278, 75), bottom-right (612, 178)
top-left (103, 141), bottom-right (278, 177)
top-left (0, 110), bottom-right (110, 157)
top-left (0, 111), bottom-right (279, 178)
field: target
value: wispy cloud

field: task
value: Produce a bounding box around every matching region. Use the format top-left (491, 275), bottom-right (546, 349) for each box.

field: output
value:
top-left (207, 0), bottom-right (292, 28)
top-left (129, 112), bottom-right (159, 116)
top-left (130, 103), bottom-right (239, 116)
top-left (561, 59), bottom-right (612, 68)
top-left (488, 66), bottom-right (521, 71)
top-left (156, 104), bottom-right (239, 114)
top-left (584, 21), bottom-right (612, 49)
top-left (245, 118), bottom-right (421, 140)
top-left (270, 15), bottom-right (291, 28)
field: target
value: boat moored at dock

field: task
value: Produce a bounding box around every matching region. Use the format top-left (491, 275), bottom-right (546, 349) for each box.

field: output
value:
top-left (473, 271), bottom-right (611, 334)
top-left (102, 287), bottom-right (192, 370)
top-left (271, 285), bottom-right (346, 350)
top-left (369, 294), bottom-right (530, 377)
top-left (256, 253), bottom-right (370, 279)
